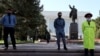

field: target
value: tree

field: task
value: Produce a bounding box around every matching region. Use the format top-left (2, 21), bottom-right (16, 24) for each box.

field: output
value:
top-left (0, 0), bottom-right (46, 41)
top-left (95, 17), bottom-right (100, 38)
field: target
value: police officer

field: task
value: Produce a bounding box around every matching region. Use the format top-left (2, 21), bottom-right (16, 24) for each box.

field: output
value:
top-left (1, 9), bottom-right (17, 50)
top-left (54, 12), bottom-right (67, 50)
top-left (82, 13), bottom-right (96, 56)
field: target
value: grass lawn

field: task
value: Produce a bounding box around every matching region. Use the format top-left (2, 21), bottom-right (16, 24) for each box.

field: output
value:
top-left (0, 40), bottom-right (4, 43)
top-left (0, 40), bottom-right (33, 45)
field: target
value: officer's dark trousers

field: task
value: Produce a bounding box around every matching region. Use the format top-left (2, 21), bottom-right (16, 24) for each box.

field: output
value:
top-left (3, 27), bottom-right (16, 48)
top-left (84, 48), bottom-right (94, 56)
top-left (56, 30), bottom-right (66, 49)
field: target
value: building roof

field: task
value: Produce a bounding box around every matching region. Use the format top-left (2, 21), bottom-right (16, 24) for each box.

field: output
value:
top-left (42, 11), bottom-right (69, 17)
top-left (42, 11), bottom-right (87, 19)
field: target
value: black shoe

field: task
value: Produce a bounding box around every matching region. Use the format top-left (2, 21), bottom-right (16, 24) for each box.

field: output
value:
top-left (84, 49), bottom-right (88, 56)
top-left (4, 47), bottom-right (8, 50)
top-left (13, 47), bottom-right (16, 50)
top-left (57, 48), bottom-right (60, 50)
top-left (47, 42), bottom-right (49, 44)
top-left (64, 47), bottom-right (68, 50)
top-left (90, 49), bottom-right (94, 56)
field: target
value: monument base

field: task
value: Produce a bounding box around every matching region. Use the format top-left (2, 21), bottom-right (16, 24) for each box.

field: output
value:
top-left (69, 23), bottom-right (78, 39)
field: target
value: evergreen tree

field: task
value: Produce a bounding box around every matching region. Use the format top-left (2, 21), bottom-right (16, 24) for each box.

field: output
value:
top-left (0, 0), bottom-right (46, 40)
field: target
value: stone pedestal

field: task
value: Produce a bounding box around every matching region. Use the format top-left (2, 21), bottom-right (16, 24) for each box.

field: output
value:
top-left (69, 23), bottom-right (78, 39)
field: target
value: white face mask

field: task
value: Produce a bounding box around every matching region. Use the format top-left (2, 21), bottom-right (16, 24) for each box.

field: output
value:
top-left (87, 18), bottom-right (91, 21)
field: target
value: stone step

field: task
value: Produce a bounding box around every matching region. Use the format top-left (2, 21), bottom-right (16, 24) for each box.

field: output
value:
top-left (0, 49), bottom-right (100, 56)
top-left (0, 53), bottom-right (100, 56)
top-left (0, 49), bottom-right (100, 53)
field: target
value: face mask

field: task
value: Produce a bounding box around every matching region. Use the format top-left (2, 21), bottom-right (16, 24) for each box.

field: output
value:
top-left (58, 15), bottom-right (61, 18)
top-left (7, 13), bottom-right (11, 16)
top-left (87, 18), bottom-right (91, 21)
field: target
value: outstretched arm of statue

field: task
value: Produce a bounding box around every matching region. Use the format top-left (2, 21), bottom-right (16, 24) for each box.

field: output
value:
top-left (69, 5), bottom-right (73, 9)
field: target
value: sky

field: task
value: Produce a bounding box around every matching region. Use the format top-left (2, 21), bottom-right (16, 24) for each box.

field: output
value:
top-left (40, 0), bottom-right (100, 19)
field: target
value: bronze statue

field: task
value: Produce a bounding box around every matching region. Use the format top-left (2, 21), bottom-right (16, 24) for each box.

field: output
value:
top-left (69, 5), bottom-right (77, 23)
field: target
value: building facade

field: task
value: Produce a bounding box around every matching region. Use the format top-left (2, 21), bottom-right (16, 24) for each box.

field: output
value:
top-left (42, 11), bottom-right (87, 39)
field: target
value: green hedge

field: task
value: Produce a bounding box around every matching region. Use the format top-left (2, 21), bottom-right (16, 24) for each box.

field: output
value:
top-left (96, 29), bottom-right (100, 38)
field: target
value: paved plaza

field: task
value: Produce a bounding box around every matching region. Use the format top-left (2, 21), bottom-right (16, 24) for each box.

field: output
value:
top-left (0, 42), bottom-right (100, 51)
top-left (0, 42), bottom-right (100, 56)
